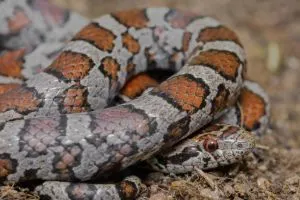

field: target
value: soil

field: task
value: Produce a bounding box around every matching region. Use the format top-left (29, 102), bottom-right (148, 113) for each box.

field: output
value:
top-left (1, 0), bottom-right (300, 199)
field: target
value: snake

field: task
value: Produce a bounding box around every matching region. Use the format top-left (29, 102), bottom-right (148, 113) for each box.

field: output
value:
top-left (0, 0), bottom-right (270, 199)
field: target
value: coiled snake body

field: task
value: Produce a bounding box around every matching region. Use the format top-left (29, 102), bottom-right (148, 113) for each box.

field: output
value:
top-left (0, 1), bottom-right (270, 199)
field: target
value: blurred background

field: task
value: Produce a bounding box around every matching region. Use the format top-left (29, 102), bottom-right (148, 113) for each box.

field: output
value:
top-left (50, 0), bottom-right (300, 199)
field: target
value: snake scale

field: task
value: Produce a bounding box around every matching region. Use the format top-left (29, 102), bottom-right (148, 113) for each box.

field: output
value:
top-left (0, 0), bottom-right (270, 199)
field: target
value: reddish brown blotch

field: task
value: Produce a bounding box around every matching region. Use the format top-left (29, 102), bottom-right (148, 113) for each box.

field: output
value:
top-left (189, 50), bottom-right (241, 80)
top-left (73, 23), bottom-right (116, 52)
top-left (239, 88), bottom-right (266, 130)
top-left (121, 73), bottom-right (158, 99)
top-left (113, 9), bottom-right (149, 28)
top-left (46, 51), bottom-right (93, 81)
top-left (0, 49), bottom-right (26, 79)
top-left (153, 75), bottom-right (208, 114)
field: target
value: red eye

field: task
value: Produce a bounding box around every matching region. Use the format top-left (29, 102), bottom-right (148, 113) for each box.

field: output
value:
top-left (203, 138), bottom-right (218, 152)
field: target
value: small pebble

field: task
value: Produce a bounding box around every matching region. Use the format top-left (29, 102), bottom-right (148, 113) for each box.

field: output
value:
top-left (285, 175), bottom-right (300, 185)
top-left (150, 185), bottom-right (159, 194)
top-left (234, 183), bottom-right (248, 197)
top-left (270, 183), bottom-right (283, 194)
top-left (223, 184), bottom-right (235, 197)
top-left (199, 188), bottom-right (220, 200)
top-left (284, 176), bottom-right (300, 193)
top-left (170, 180), bottom-right (185, 189)
top-left (149, 192), bottom-right (170, 200)
top-left (266, 42), bottom-right (282, 73)
top-left (257, 177), bottom-right (270, 190)
top-left (286, 56), bottom-right (300, 70)
top-left (258, 164), bottom-right (268, 171)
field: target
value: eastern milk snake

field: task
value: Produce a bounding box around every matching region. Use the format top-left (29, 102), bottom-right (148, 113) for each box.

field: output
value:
top-left (0, 0), bottom-right (270, 199)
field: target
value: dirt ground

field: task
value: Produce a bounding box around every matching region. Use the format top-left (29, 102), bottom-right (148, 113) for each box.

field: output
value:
top-left (2, 0), bottom-right (300, 199)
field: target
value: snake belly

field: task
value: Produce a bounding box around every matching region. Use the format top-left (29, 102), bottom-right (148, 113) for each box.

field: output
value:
top-left (0, 1), bottom-right (271, 199)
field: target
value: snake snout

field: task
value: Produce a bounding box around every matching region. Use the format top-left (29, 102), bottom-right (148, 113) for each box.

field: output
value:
top-left (236, 129), bottom-right (256, 151)
top-left (217, 125), bottom-right (256, 156)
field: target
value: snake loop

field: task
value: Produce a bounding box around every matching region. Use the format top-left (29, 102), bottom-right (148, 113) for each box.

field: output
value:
top-left (0, 1), bottom-right (270, 199)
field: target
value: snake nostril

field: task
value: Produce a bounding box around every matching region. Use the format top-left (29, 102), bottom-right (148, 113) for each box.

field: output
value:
top-left (237, 143), bottom-right (243, 149)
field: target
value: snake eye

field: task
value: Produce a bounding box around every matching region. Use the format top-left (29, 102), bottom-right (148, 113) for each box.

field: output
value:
top-left (203, 138), bottom-right (218, 152)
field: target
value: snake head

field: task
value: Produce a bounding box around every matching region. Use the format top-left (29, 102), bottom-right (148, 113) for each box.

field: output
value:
top-left (197, 124), bottom-right (256, 166)
top-left (147, 124), bottom-right (255, 174)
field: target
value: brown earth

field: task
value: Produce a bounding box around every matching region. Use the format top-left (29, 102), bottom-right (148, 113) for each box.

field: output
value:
top-left (1, 0), bottom-right (300, 199)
